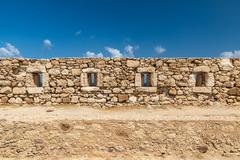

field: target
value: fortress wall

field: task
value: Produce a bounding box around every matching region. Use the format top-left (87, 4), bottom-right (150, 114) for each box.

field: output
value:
top-left (0, 57), bottom-right (239, 107)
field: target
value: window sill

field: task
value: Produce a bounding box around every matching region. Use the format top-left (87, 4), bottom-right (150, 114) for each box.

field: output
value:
top-left (193, 87), bottom-right (212, 93)
top-left (137, 87), bottom-right (157, 93)
top-left (27, 87), bottom-right (43, 94)
top-left (81, 87), bottom-right (100, 92)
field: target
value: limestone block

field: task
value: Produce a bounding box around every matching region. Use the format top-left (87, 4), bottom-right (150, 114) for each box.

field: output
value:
top-left (150, 73), bottom-right (157, 87)
top-left (81, 87), bottom-right (100, 92)
top-left (169, 88), bottom-right (177, 96)
top-left (129, 96), bottom-right (137, 103)
top-left (71, 96), bottom-right (79, 103)
top-left (97, 73), bottom-right (103, 87)
top-left (48, 68), bottom-right (60, 75)
top-left (158, 75), bottom-right (167, 81)
top-left (0, 87), bottom-right (12, 94)
top-left (61, 69), bottom-right (69, 75)
top-left (81, 73), bottom-right (88, 86)
top-left (82, 68), bottom-right (100, 73)
top-left (137, 67), bottom-right (155, 73)
top-left (57, 79), bottom-right (67, 87)
top-left (189, 74), bottom-right (196, 87)
top-left (113, 88), bottom-right (122, 93)
top-left (72, 69), bottom-right (81, 75)
top-left (151, 95), bottom-right (159, 102)
top-left (205, 73), bottom-right (215, 87)
top-left (137, 87), bottom-right (157, 93)
top-left (228, 87), bottom-right (240, 96)
top-left (67, 80), bottom-right (74, 87)
top-left (27, 63), bottom-right (46, 73)
top-left (135, 73), bottom-right (142, 87)
top-left (193, 87), bottom-right (212, 93)
top-left (193, 66), bottom-right (210, 72)
top-left (127, 60), bottom-right (140, 68)
top-left (13, 87), bottom-right (26, 94)
top-left (0, 80), bottom-right (11, 86)
top-left (63, 87), bottom-right (75, 93)
top-left (118, 94), bottom-right (129, 102)
top-left (27, 87), bottom-right (43, 94)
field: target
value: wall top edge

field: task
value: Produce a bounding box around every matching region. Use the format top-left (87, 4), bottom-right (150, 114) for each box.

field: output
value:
top-left (0, 57), bottom-right (237, 60)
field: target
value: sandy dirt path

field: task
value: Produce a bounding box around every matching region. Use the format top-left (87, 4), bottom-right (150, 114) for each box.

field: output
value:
top-left (0, 105), bottom-right (240, 122)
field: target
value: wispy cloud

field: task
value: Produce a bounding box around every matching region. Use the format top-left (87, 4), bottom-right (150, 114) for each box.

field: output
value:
top-left (43, 39), bottom-right (53, 49)
top-left (220, 50), bottom-right (240, 58)
top-left (105, 47), bottom-right (123, 57)
top-left (154, 45), bottom-right (166, 54)
top-left (124, 45), bottom-right (139, 57)
top-left (85, 51), bottom-right (103, 58)
top-left (75, 30), bottom-right (81, 36)
top-left (0, 43), bottom-right (20, 57)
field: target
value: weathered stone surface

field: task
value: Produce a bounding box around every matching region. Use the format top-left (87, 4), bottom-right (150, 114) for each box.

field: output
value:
top-left (193, 66), bottom-right (210, 72)
top-left (72, 69), bottom-right (81, 75)
top-left (118, 94), bottom-right (129, 102)
top-left (137, 87), bottom-right (157, 93)
top-left (127, 60), bottom-right (140, 68)
top-left (0, 80), bottom-right (11, 86)
top-left (129, 96), bottom-right (137, 103)
top-left (137, 67), bottom-right (155, 73)
top-left (48, 68), bottom-right (60, 75)
top-left (13, 87), bottom-right (26, 94)
top-left (228, 87), bottom-right (240, 96)
top-left (169, 88), bottom-right (177, 96)
top-left (81, 87), bottom-right (100, 92)
top-left (0, 87), bottom-right (12, 94)
top-left (193, 87), bottom-right (212, 93)
top-left (27, 87), bottom-right (43, 94)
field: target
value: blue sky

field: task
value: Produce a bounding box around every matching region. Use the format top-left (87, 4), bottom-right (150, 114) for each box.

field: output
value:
top-left (0, 0), bottom-right (240, 58)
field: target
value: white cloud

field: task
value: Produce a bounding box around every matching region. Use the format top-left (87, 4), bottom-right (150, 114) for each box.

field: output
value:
top-left (124, 45), bottom-right (139, 57)
top-left (43, 39), bottom-right (53, 48)
top-left (85, 51), bottom-right (103, 57)
top-left (154, 45), bottom-right (166, 54)
top-left (105, 47), bottom-right (123, 57)
top-left (75, 30), bottom-right (81, 36)
top-left (0, 43), bottom-right (20, 57)
top-left (220, 50), bottom-right (240, 58)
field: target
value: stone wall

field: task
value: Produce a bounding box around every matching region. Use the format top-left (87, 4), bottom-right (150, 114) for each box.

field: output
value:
top-left (0, 57), bottom-right (239, 107)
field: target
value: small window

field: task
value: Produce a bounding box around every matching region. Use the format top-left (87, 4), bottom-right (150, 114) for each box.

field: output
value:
top-left (141, 72), bottom-right (151, 87)
top-left (196, 72), bottom-right (206, 87)
top-left (32, 72), bottom-right (43, 87)
top-left (87, 73), bottom-right (97, 86)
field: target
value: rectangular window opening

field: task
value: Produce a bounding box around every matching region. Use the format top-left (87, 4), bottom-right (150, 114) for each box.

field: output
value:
top-left (88, 73), bottom-right (97, 86)
top-left (195, 72), bottom-right (206, 87)
top-left (141, 72), bottom-right (151, 87)
top-left (32, 72), bottom-right (43, 87)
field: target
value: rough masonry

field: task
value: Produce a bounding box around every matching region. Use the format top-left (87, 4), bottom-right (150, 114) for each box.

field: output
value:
top-left (0, 57), bottom-right (239, 107)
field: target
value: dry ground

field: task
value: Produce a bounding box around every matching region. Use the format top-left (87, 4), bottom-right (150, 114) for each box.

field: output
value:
top-left (0, 105), bottom-right (240, 160)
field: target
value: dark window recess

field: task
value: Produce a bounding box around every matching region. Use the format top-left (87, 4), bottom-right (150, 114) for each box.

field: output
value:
top-left (32, 73), bottom-right (43, 87)
top-left (88, 73), bottom-right (97, 86)
top-left (141, 72), bottom-right (151, 87)
top-left (196, 72), bottom-right (206, 87)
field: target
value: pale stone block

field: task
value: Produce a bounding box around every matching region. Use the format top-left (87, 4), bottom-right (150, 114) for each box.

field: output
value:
top-left (82, 68), bottom-right (100, 73)
top-left (13, 87), bottom-right (26, 94)
top-left (81, 73), bottom-right (88, 86)
top-left (48, 68), bottom-right (60, 75)
top-left (0, 80), bottom-right (11, 86)
top-left (97, 73), bottom-right (103, 87)
top-left (27, 87), bottom-right (43, 94)
top-left (137, 87), bottom-right (157, 93)
top-left (127, 60), bottom-right (140, 68)
top-left (193, 87), bottom-right (212, 93)
top-left (150, 73), bottom-right (157, 87)
top-left (72, 69), bottom-right (81, 75)
top-left (205, 73), bottom-right (215, 87)
top-left (193, 66), bottom-right (210, 72)
top-left (129, 96), bottom-right (137, 103)
top-left (137, 67), bottom-right (155, 73)
top-left (135, 73), bottom-right (141, 87)
top-left (0, 87), bottom-right (12, 94)
top-left (71, 96), bottom-right (79, 103)
top-left (81, 87), bottom-right (100, 92)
